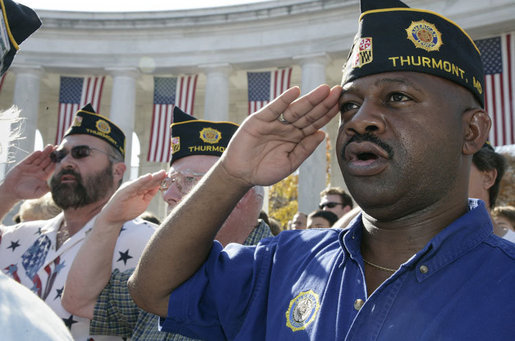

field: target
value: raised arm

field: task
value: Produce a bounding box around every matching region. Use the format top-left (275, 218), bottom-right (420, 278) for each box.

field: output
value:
top-left (0, 145), bottom-right (56, 221)
top-left (61, 171), bottom-right (166, 319)
top-left (128, 84), bottom-right (342, 317)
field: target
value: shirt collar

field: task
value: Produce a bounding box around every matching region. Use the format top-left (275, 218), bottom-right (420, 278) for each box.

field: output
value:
top-left (338, 199), bottom-right (493, 278)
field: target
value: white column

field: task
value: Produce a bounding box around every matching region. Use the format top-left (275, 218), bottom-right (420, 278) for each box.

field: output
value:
top-left (294, 54), bottom-right (329, 214)
top-left (107, 67), bottom-right (139, 181)
top-left (202, 64), bottom-right (231, 121)
top-left (7, 65), bottom-right (42, 172)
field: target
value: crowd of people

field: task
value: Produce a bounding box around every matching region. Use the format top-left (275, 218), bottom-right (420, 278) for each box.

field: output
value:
top-left (0, 0), bottom-right (513, 340)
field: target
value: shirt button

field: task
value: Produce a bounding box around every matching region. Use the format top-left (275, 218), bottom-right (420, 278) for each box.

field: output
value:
top-left (419, 265), bottom-right (429, 274)
top-left (354, 299), bottom-right (364, 310)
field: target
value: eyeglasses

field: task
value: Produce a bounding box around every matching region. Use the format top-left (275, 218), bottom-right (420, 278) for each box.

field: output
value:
top-left (50, 145), bottom-right (111, 163)
top-left (159, 170), bottom-right (205, 195)
top-left (319, 202), bottom-right (343, 210)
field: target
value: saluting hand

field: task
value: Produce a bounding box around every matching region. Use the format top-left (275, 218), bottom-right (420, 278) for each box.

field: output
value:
top-left (221, 84), bottom-right (341, 187)
top-left (0, 144), bottom-right (56, 201)
top-left (97, 170), bottom-right (167, 226)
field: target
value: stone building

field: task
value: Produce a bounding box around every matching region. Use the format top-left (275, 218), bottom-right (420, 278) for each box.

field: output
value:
top-left (0, 0), bottom-right (513, 218)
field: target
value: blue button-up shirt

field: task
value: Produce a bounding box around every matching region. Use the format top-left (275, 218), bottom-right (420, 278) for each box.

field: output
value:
top-left (161, 200), bottom-right (515, 340)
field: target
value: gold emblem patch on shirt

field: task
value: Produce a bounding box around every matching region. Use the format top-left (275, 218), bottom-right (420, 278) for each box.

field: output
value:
top-left (199, 127), bottom-right (222, 144)
top-left (286, 290), bottom-right (320, 332)
top-left (406, 20), bottom-right (442, 52)
top-left (95, 119), bottom-right (111, 134)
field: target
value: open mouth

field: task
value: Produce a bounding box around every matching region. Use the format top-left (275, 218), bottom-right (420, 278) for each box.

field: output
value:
top-left (343, 141), bottom-right (390, 176)
top-left (357, 152), bottom-right (378, 161)
top-left (345, 141), bottom-right (389, 162)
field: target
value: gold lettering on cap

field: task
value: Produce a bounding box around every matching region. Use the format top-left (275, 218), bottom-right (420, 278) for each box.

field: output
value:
top-left (388, 56), bottom-right (466, 80)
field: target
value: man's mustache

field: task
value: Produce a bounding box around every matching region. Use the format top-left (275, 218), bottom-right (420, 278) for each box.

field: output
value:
top-left (54, 169), bottom-right (83, 184)
top-left (342, 133), bottom-right (394, 159)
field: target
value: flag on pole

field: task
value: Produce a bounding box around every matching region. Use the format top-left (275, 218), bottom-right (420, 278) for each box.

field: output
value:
top-left (247, 68), bottom-right (292, 115)
top-left (55, 76), bottom-right (105, 144)
top-left (476, 33), bottom-right (514, 146)
top-left (147, 75), bottom-right (198, 163)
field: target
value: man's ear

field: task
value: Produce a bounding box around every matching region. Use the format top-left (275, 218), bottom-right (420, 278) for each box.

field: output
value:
top-left (113, 162), bottom-right (126, 180)
top-left (463, 108), bottom-right (491, 155)
top-left (482, 168), bottom-right (498, 191)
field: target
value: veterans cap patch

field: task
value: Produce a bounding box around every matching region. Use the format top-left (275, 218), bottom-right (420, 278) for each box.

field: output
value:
top-left (169, 106), bottom-right (239, 165)
top-left (0, 0), bottom-right (41, 76)
top-left (342, 0), bottom-right (485, 107)
top-left (63, 104), bottom-right (126, 158)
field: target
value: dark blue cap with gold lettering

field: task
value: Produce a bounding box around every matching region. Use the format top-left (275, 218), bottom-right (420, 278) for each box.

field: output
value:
top-left (342, 0), bottom-right (485, 107)
top-left (63, 104), bottom-right (126, 158)
top-left (169, 106), bottom-right (239, 166)
top-left (0, 0), bottom-right (42, 75)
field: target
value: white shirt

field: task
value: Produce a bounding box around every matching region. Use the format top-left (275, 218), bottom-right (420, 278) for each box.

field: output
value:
top-left (0, 213), bottom-right (156, 340)
top-left (0, 272), bottom-right (73, 340)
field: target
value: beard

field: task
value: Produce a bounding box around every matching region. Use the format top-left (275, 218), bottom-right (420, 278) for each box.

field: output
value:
top-left (50, 164), bottom-right (114, 210)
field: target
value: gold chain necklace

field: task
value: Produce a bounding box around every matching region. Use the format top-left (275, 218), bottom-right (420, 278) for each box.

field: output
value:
top-left (362, 258), bottom-right (397, 272)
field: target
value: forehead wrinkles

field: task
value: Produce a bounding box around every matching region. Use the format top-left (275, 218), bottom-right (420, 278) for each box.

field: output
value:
top-left (342, 75), bottom-right (424, 95)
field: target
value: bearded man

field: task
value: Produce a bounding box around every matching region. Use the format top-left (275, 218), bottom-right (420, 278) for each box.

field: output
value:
top-left (0, 104), bottom-right (156, 341)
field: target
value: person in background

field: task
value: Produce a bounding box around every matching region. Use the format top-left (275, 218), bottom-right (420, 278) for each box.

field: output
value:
top-left (259, 211), bottom-right (282, 236)
top-left (307, 209), bottom-right (338, 229)
top-left (491, 205), bottom-right (515, 243)
top-left (318, 186), bottom-right (353, 218)
top-left (13, 192), bottom-right (62, 223)
top-left (290, 211), bottom-right (307, 229)
top-left (62, 107), bottom-right (272, 340)
top-left (468, 142), bottom-right (506, 236)
top-left (0, 105), bottom-right (156, 341)
top-left (129, 0), bottom-right (514, 339)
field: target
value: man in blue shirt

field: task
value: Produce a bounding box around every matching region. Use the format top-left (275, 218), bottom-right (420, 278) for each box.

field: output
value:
top-left (129, 0), bottom-right (515, 339)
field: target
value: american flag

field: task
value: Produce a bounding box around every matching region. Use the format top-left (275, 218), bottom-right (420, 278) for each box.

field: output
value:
top-left (55, 76), bottom-right (105, 144)
top-left (147, 75), bottom-right (198, 163)
top-left (247, 68), bottom-right (292, 115)
top-left (21, 234), bottom-right (51, 297)
top-left (476, 33), bottom-right (514, 146)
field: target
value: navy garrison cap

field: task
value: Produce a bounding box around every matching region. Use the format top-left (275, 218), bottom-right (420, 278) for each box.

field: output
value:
top-left (0, 0), bottom-right (41, 75)
top-left (63, 104), bottom-right (126, 158)
top-left (342, 0), bottom-right (485, 107)
top-left (169, 106), bottom-right (239, 165)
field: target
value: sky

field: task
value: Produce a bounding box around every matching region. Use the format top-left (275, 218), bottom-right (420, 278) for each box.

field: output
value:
top-left (21, 0), bottom-right (271, 12)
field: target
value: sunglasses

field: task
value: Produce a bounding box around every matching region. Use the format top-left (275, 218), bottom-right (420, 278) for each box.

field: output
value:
top-left (50, 145), bottom-right (110, 163)
top-left (159, 170), bottom-right (205, 195)
top-left (319, 202), bottom-right (343, 210)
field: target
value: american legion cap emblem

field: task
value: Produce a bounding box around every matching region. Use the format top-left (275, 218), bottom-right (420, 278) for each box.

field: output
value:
top-left (285, 290), bottom-right (320, 332)
top-left (405, 20), bottom-right (442, 52)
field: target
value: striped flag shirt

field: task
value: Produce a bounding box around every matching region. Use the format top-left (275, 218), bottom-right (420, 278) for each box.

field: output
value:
top-left (247, 68), bottom-right (292, 115)
top-left (147, 75), bottom-right (198, 163)
top-left (476, 33), bottom-right (514, 146)
top-left (55, 76), bottom-right (105, 144)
